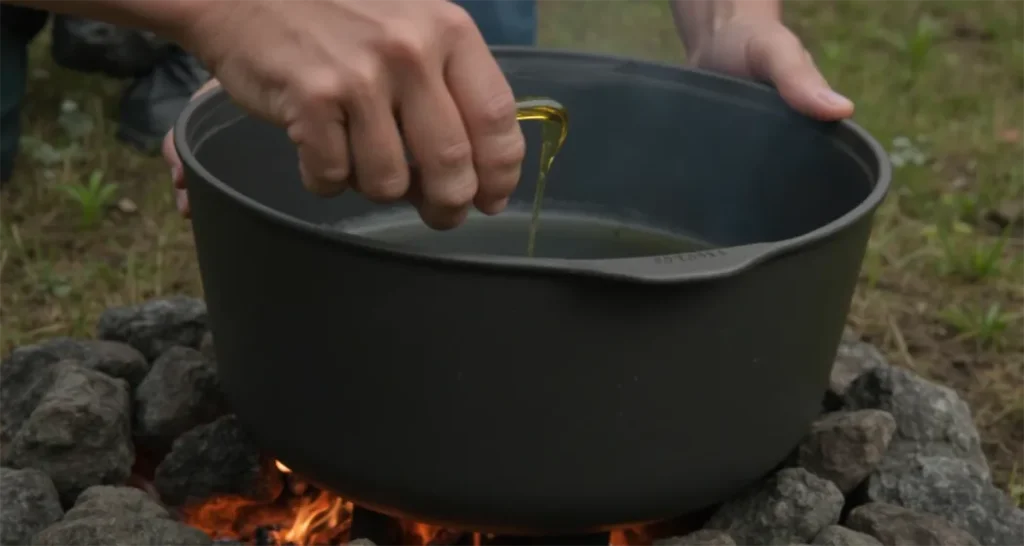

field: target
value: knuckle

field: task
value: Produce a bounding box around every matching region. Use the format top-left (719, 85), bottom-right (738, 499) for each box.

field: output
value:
top-left (479, 131), bottom-right (526, 172)
top-left (476, 91), bottom-right (518, 134)
top-left (362, 171), bottom-right (410, 202)
top-left (428, 177), bottom-right (476, 209)
top-left (344, 60), bottom-right (384, 103)
top-left (433, 140), bottom-right (473, 171)
top-left (294, 69), bottom-right (346, 105)
top-left (379, 26), bottom-right (428, 66)
top-left (436, 4), bottom-right (477, 36)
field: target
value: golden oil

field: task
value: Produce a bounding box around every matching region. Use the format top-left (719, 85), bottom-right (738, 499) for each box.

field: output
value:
top-left (514, 98), bottom-right (569, 258)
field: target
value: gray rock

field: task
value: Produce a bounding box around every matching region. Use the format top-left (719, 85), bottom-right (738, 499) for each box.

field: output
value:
top-left (31, 516), bottom-right (212, 546)
top-left (796, 410), bottom-right (896, 492)
top-left (0, 358), bottom-right (68, 464)
top-left (5, 364), bottom-right (134, 505)
top-left (864, 455), bottom-right (1024, 546)
top-left (4, 338), bottom-right (149, 387)
top-left (63, 486), bottom-right (168, 522)
top-left (830, 338), bottom-right (887, 397)
top-left (842, 366), bottom-right (989, 477)
top-left (348, 540), bottom-right (377, 546)
top-left (0, 467), bottom-right (63, 546)
top-left (154, 414), bottom-right (283, 507)
top-left (846, 502), bottom-right (979, 546)
top-left (134, 346), bottom-right (227, 452)
top-left (705, 468), bottom-right (844, 546)
top-left (96, 296), bottom-right (208, 361)
top-left (654, 529), bottom-right (736, 545)
top-left (1, 338), bottom-right (144, 462)
top-left (810, 526), bottom-right (882, 546)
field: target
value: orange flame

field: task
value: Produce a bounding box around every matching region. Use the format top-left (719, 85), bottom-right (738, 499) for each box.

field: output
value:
top-left (179, 459), bottom-right (665, 546)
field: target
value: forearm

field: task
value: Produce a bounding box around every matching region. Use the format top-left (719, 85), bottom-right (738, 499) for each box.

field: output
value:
top-left (0, 0), bottom-right (208, 43)
top-left (670, 0), bottom-right (781, 53)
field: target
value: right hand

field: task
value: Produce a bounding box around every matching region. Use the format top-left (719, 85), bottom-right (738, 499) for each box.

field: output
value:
top-left (170, 0), bottom-right (525, 229)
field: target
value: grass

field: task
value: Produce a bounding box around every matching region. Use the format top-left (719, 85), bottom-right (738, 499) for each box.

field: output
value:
top-left (1, 0), bottom-right (1022, 499)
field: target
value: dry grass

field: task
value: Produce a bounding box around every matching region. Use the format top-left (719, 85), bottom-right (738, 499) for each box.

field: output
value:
top-left (2, 0), bottom-right (1022, 500)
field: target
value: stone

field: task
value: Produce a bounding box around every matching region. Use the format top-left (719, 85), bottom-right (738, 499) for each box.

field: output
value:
top-left (864, 455), bottom-right (1024, 546)
top-left (32, 517), bottom-right (213, 546)
top-left (654, 529), bottom-right (736, 545)
top-left (1, 338), bottom-right (144, 462)
top-left (62, 485), bottom-right (169, 522)
top-left (348, 540), bottom-right (377, 546)
top-left (796, 410), bottom-right (896, 492)
top-left (0, 467), bottom-right (63, 546)
top-left (810, 526), bottom-right (882, 546)
top-left (846, 502), bottom-right (979, 546)
top-left (4, 364), bottom-right (134, 505)
top-left (96, 296), bottom-right (208, 361)
top-left (134, 346), bottom-right (227, 452)
top-left (154, 414), bottom-right (283, 507)
top-left (830, 339), bottom-right (887, 398)
top-left (704, 468), bottom-right (844, 546)
top-left (842, 366), bottom-right (989, 477)
top-left (3, 338), bottom-right (148, 388)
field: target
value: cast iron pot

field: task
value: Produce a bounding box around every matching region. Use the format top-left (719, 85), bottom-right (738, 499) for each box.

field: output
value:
top-left (174, 47), bottom-right (891, 535)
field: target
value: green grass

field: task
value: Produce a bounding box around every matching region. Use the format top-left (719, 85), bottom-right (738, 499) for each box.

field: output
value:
top-left (1, 0), bottom-right (1022, 498)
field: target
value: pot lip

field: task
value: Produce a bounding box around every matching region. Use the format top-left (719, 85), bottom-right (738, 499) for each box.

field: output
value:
top-left (175, 46), bottom-right (892, 284)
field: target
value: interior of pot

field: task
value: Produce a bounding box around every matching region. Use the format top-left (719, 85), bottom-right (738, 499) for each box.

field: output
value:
top-left (180, 48), bottom-right (885, 260)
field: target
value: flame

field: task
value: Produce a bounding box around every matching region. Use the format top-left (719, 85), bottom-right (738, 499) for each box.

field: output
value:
top-left (179, 459), bottom-right (664, 546)
top-left (274, 490), bottom-right (352, 546)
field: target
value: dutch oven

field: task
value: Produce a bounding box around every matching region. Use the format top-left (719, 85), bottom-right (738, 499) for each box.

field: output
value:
top-left (174, 47), bottom-right (891, 535)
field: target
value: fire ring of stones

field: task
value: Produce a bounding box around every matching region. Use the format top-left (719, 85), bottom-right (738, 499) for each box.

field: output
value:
top-left (1, 297), bottom-right (1021, 546)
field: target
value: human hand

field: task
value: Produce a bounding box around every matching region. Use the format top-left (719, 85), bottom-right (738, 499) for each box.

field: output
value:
top-left (686, 15), bottom-right (854, 121)
top-left (163, 0), bottom-right (524, 228)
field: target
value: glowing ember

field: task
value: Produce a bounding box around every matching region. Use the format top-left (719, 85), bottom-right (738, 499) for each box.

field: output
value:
top-left (178, 459), bottom-right (669, 545)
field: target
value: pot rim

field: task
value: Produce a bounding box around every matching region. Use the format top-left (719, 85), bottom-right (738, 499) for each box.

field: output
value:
top-left (174, 46), bottom-right (892, 284)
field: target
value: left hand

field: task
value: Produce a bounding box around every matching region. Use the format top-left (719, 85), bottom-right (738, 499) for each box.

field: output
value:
top-left (688, 16), bottom-right (854, 121)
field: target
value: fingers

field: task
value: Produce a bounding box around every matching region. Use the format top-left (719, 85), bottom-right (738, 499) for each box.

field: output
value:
top-left (443, 14), bottom-right (525, 216)
top-left (163, 78), bottom-right (223, 218)
top-left (288, 110), bottom-right (351, 198)
top-left (345, 74), bottom-right (410, 204)
top-left (747, 27), bottom-right (854, 121)
top-left (399, 74), bottom-right (476, 230)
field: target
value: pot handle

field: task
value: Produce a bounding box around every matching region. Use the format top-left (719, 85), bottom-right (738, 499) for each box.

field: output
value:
top-left (564, 242), bottom-right (777, 283)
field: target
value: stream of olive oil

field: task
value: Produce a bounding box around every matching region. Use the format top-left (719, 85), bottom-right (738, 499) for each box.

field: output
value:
top-left (514, 98), bottom-right (569, 258)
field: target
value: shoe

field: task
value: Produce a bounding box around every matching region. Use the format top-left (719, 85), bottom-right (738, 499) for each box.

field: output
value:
top-left (116, 46), bottom-right (210, 154)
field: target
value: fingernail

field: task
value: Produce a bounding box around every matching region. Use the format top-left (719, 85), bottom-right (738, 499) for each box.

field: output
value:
top-left (819, 89), bottom-right (853, 109)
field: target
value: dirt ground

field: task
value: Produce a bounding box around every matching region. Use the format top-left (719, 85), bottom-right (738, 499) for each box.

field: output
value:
top-left (1, 1), bottom-right (1021, 501)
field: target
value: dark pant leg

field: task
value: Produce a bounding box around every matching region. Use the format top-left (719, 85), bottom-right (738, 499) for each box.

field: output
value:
top-left (454, 0), bottom-right (537, 46)
top-left (1, 4), bottom-right (50, 184)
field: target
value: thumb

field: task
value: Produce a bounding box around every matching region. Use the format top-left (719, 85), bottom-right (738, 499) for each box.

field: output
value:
top-left (162, 78), bottom-right (223, 217)
top-left (747, 29), bottom-right (854, 121)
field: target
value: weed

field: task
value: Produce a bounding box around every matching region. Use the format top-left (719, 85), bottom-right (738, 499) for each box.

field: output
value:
top-left (933, 227), bottom-right (1015, 282)
top-left (939, 302), bottom-right (1017, 349)
top-left (56, 169), bottom-right (118, 229)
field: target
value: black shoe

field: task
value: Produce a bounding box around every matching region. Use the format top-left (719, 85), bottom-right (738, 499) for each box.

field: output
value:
top-left (116, 47), bottom-right (209, 154)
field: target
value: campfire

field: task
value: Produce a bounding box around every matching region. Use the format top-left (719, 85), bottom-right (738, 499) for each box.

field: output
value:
top-left (1, 298), bottom-right (1016, 546)
top-left (174, 459), bottom-right (653, 546)
top-left (175, 461), bottom-right (345, 545)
